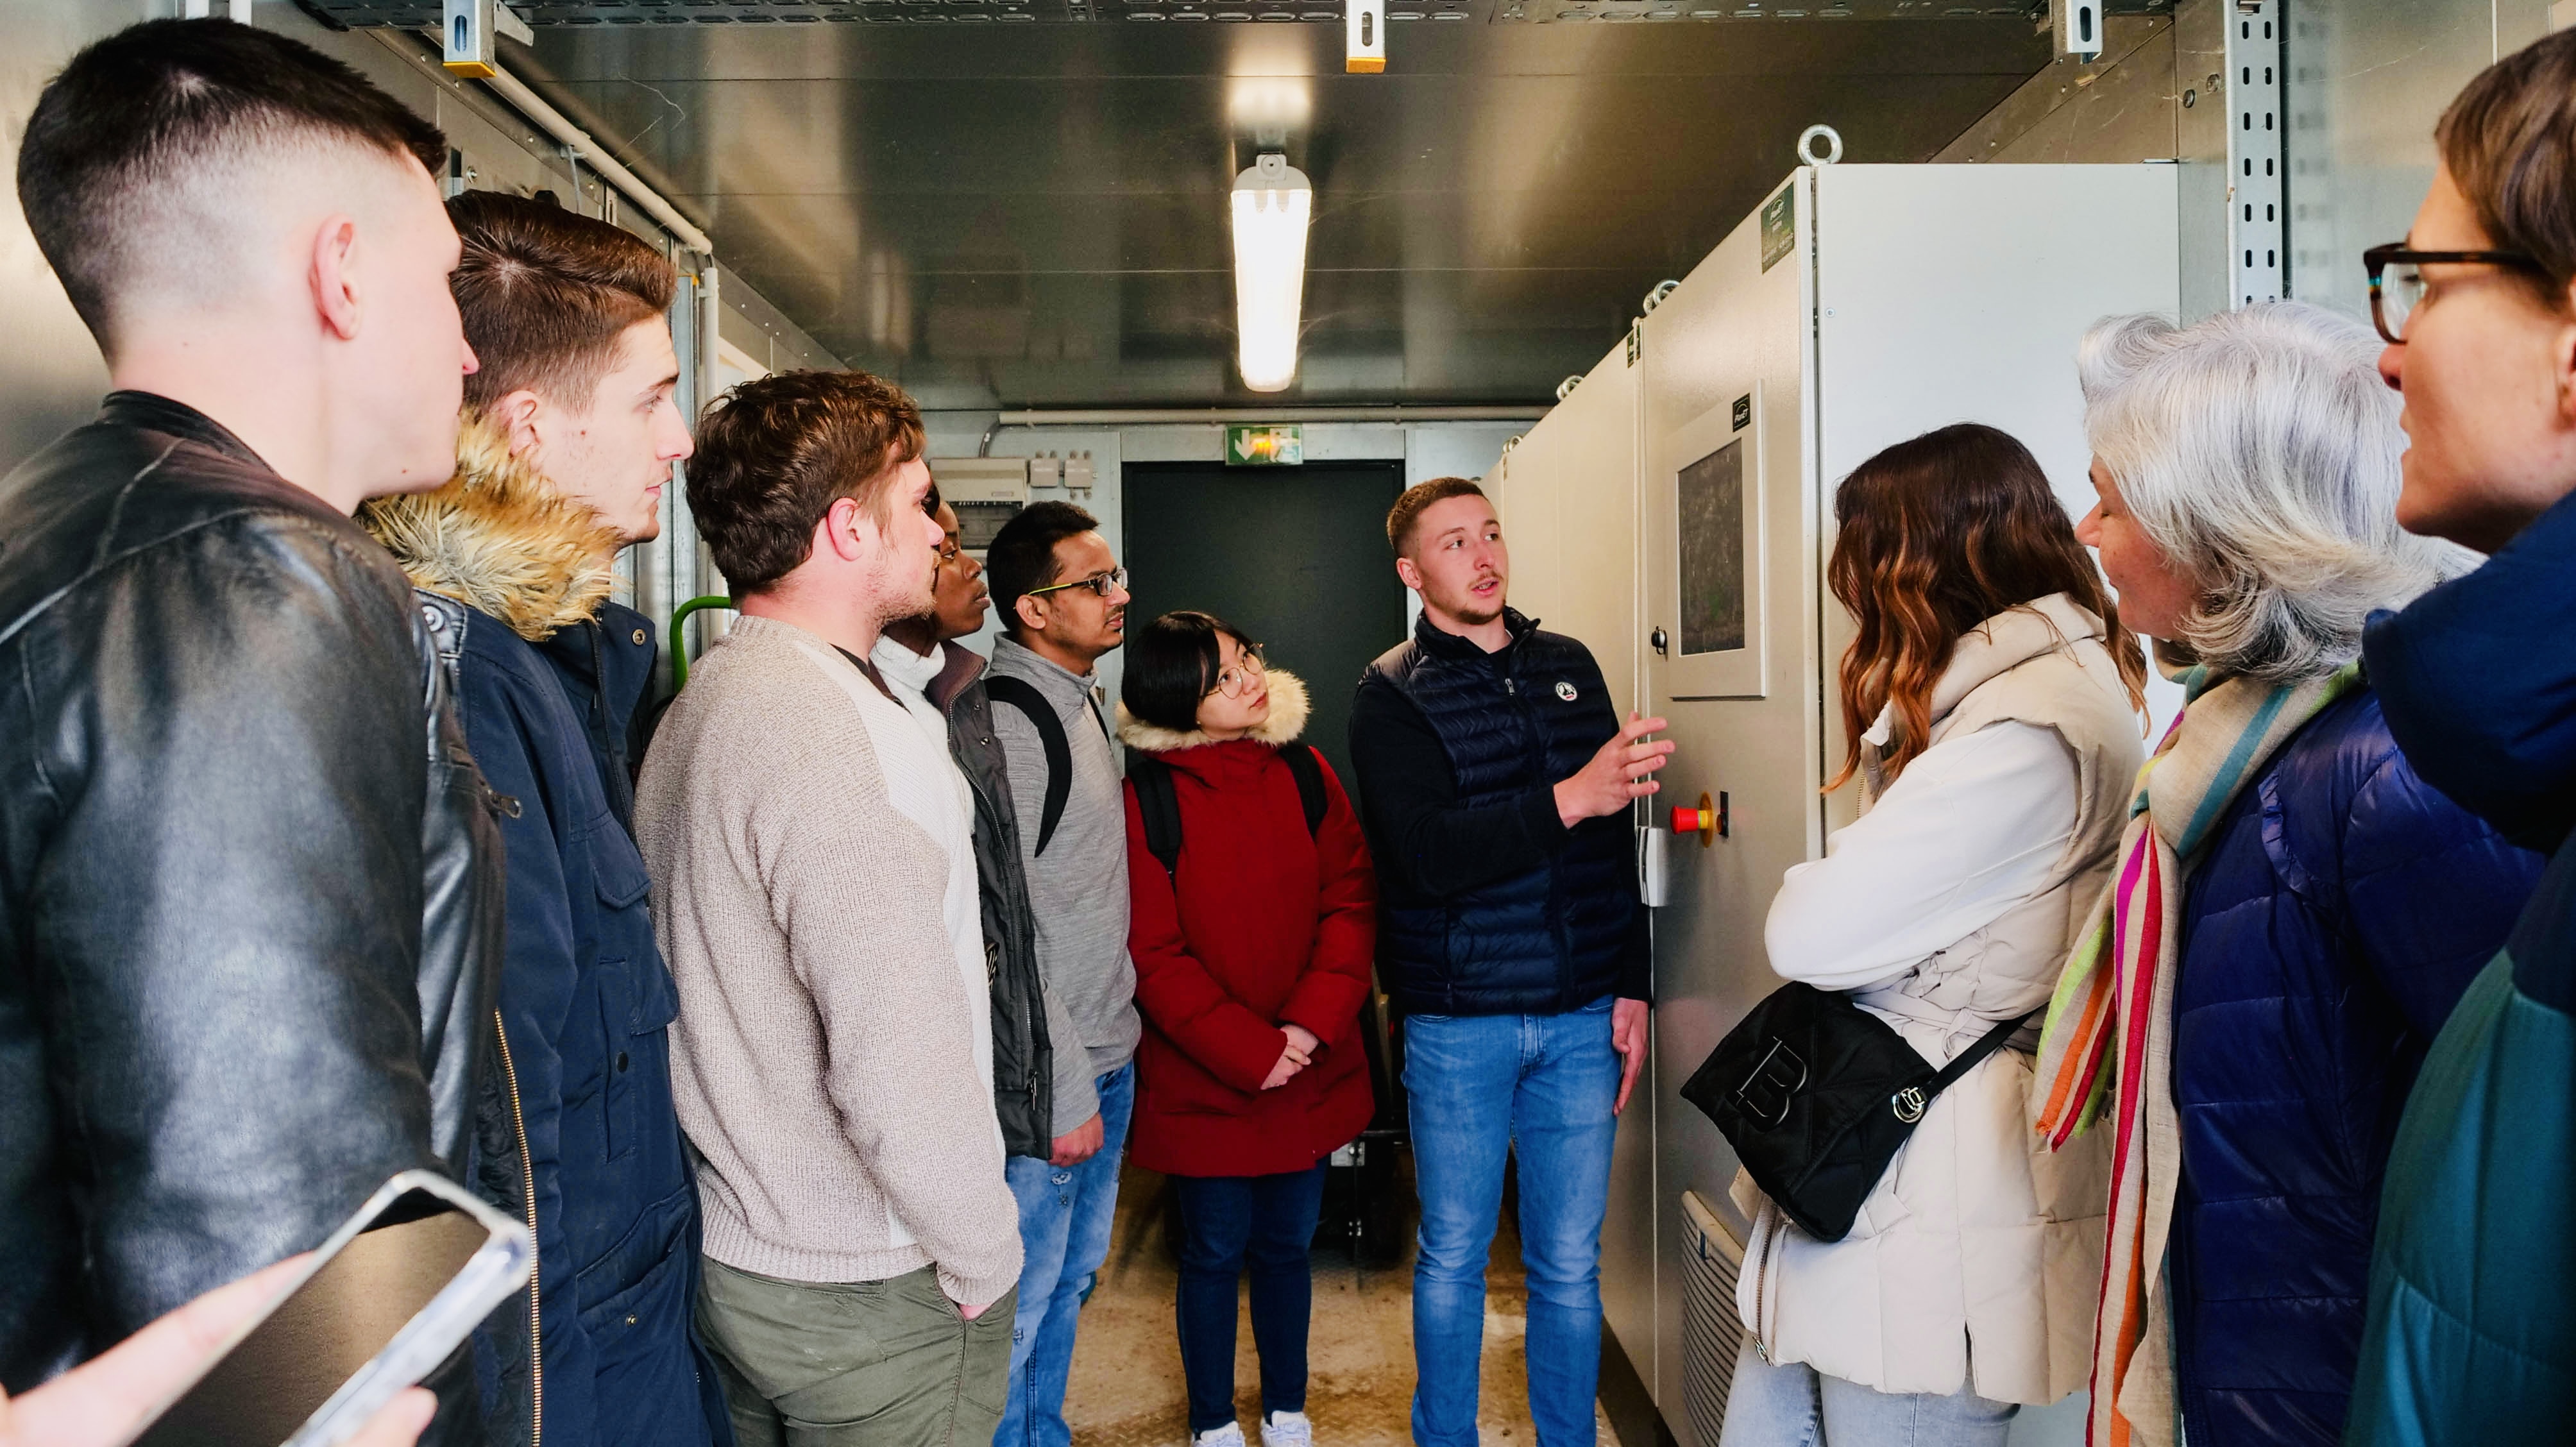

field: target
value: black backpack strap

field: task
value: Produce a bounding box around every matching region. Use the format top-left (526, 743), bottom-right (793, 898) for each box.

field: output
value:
top-left (984, 675), bottom-right (1072, 857)
top-left (1128, 750), bottom-right (1183, 882)
top-left (1281, 743), bottom-right (1328, 840)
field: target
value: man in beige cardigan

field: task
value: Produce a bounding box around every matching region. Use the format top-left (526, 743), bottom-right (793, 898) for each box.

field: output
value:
top-left (635, 369), bottom-right (1022, 1447)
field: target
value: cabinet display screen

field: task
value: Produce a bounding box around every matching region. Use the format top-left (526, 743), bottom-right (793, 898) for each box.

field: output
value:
top-left (1677, 439), bottom-right (1747, 656)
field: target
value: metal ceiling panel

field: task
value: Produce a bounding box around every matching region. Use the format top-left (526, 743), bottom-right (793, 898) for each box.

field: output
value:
top-left (317, 14), bottom-right (2087, 406)
top-left (303, 1), bottom-right (2173, 22)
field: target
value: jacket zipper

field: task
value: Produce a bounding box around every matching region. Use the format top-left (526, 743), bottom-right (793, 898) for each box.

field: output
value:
top-left (1750, 1198), bottom-right (1783, 1363)
top-left (494, 1011), bottom-right (542, 1447)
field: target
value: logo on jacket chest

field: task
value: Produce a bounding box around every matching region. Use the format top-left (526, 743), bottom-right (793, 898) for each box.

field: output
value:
top-left (1555, 680), bottom-right (1578, 703)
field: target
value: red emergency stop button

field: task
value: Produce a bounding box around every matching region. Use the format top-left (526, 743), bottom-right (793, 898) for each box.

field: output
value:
top-left (1670, 792), bottom-right (1722, 847)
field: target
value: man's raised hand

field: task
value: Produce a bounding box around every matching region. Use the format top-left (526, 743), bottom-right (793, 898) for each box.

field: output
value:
top-left (1554, 712), bottom-right (1675, 827)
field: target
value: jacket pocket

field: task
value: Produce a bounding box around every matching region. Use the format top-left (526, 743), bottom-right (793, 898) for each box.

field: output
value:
top-left (576, 1196), bottom-right (707, 1447)
top-left (592, 817), bottom-right (679, 1164)
top-left (597, 954), bottom-right (680, 1164)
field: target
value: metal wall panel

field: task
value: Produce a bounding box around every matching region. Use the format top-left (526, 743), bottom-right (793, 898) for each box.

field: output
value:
top-left (0, 1), bottom-right (153, 478)
top-left (2286, 0), bottom-right (2553, 321)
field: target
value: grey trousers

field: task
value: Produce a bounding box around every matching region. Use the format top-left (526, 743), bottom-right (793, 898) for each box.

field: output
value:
top-left (696, 1258), bottom-right (1017, 1447)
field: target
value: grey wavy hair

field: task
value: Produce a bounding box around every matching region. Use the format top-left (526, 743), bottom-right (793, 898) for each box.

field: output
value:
top-left (2078, 302), bottom-right (2470, 682)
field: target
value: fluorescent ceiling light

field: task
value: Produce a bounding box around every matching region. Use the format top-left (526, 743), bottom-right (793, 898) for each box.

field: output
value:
top-left (1232, 153), bottom-right (1312, 394)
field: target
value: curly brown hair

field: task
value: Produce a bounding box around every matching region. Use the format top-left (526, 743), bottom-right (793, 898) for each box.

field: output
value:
top-left (1826, 423), bottom-right (2145, 791)
top-left (687, 369), bottom-right (926, 594)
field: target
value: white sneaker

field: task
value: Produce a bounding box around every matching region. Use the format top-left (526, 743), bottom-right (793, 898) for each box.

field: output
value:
top-left (1192, 1423), bottom-right (1246, 1447)
top-left (1260, 1412), bottom-right (1313, 1447)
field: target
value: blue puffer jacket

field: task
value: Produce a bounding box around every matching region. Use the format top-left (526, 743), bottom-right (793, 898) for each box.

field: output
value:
top-left (366, 446), bottom-right (729, 1447)
top-left (2168, 687), bottom-right (2539, 1447)
top-left (2344, 487), bottom-right (2576, 1447)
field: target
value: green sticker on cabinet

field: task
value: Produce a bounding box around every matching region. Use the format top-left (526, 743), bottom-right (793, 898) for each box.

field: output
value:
top-left (1759, 185), bottom-right (1795, 273)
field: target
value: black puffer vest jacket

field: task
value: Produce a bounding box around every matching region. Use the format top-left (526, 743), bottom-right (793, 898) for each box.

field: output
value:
top-left (1361, 609), bottom-right (1636, 1017)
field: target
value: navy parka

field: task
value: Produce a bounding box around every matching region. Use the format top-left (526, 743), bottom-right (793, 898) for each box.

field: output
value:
top-left (464, 598), bottom-right (729, 1447)
top-left (2165, 686), bottom-right (2538, 1447)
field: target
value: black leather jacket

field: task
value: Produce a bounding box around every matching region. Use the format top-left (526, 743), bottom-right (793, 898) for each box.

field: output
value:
top-left (0, 394), bottom-right (502, 1435)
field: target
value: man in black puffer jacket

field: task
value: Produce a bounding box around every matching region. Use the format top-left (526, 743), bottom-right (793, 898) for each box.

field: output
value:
top-left (1347, 477), bottom-right (1669, 1447)
top-left (0, 22), bottom-right (499, 1443)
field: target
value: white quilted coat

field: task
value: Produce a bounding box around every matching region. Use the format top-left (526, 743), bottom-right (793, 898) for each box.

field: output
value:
top-left (1731, 595), bottom-right (2142, 1405)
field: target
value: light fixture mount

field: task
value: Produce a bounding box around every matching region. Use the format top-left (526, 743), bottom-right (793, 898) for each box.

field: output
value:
top-left (1348, 0), bottom-right (1386, 72)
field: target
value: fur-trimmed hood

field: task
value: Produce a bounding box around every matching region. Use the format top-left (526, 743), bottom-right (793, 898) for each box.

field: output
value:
top-left (1115, 668), bottom-right (1309, 753)
top-left (359, 416), bottom-right (620, 641)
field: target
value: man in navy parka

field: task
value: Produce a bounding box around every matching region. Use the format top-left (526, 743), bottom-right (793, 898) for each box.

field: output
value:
top-left (362, 192), bottom-right (729, 1447)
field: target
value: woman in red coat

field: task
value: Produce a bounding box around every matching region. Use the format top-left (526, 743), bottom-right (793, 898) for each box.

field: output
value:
top-left (1116, 611), bottom-right (1378, 1447)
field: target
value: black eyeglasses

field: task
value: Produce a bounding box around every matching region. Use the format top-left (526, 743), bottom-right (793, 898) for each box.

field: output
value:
top-left (2364, 242), bottom-right (2543, 345)
top-left (1022, 566), bottom-right (1129, 601)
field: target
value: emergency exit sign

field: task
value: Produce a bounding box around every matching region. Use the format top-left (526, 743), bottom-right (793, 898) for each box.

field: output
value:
top-left (1226, 425), bottom-right (1303, 466)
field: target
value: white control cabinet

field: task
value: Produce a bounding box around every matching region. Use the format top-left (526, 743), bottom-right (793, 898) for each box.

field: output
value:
top-left (1498, 162), bottom-right (2179, 1447)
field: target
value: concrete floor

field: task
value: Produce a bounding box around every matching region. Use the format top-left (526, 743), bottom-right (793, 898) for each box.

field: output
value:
top-left (1060, 1162), bottom-right (1615, 1447)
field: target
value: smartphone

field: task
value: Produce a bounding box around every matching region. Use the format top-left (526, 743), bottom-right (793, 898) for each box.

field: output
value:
top-left (121, 1170), bottom-right (533, 1447)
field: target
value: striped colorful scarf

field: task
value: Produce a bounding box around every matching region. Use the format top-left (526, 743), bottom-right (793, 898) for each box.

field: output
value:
top-left (2031, 661), bottom-right (2362, 1447)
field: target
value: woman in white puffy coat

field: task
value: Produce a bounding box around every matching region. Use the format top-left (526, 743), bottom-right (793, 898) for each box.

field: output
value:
top-left (1718, 423), bottom-right (2145, 1446)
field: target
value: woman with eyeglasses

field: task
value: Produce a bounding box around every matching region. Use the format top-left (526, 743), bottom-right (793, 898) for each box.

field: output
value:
top-left (1113, 611), bottom-right (1377, 1447)
top-left (2343, 30), bottom-right (2576, 1446)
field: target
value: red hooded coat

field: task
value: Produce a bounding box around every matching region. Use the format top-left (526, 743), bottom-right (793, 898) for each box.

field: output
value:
top-left (1117, 670), bottom-right (1378, 1178)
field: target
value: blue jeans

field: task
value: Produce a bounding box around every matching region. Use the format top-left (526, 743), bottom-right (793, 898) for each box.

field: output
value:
top-left (994, 1062), bottom-right (1134, 1447)
top-left (1173, 1164), bottom-right (1330, 1434)
top-left (1403, 996), bottom-right (1620, 1447)
top-left (1715, 1339), bottom-right (2018, 1447)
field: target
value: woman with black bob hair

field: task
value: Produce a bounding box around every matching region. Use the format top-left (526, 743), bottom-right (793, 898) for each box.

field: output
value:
top-left (1114, 611), bottom-right (1378, 1447)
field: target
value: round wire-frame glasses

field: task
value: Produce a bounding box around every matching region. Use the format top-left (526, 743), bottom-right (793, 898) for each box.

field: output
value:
top-left (1208, 646), bottom-right (1267, 700)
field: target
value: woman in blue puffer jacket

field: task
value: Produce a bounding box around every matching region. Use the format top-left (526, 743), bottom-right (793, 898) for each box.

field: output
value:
top-left (2051, 304), bottom-right (2541, 1447)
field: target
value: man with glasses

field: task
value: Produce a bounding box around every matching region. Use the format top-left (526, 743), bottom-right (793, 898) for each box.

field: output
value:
top-left (980, 501), bottom-right (1140, 1447)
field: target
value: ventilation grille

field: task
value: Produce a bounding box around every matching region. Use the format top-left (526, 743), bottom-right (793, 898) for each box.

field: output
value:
top-left (1678, 1190), bottom-right (1746, 1447)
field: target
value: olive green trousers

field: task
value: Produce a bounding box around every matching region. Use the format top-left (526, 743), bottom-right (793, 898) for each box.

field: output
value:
top-left (696, 1259), bottom-right (1016, 1447)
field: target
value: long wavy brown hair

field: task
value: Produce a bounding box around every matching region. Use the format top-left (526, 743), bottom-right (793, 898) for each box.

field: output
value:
top-left (1826, 423), bottom-right (2146, 791)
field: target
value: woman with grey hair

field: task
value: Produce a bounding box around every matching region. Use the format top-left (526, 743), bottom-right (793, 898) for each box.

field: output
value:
top-left (2030, 301), bottom-right (2538, 1447)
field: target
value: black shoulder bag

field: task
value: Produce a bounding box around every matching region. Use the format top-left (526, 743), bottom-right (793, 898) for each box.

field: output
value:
top-left (1680, 981), bottom-right (2034, 1242)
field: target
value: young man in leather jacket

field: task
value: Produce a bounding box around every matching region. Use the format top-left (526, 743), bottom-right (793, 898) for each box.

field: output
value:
top-left (360, 192), bottom-right (727, 1447)
top-left (0, 19), bottom-right (500, 1444)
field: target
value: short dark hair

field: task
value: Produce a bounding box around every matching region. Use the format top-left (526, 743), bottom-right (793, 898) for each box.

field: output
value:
top-left (1386, 477), bottom-right (1489, 557)
top-left (449, 190), bottom-right (676, 414)
top-left (1121, 611), bottom-right (1257, 734)
top-left (15, 18), bottom-right (447, 346)
top-left (687, 369), bottom-right (926, 595)
top-left (986, 500), bottom-right (1099, 638)
top-left (2439, 30), bottom-right (2576, 305)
